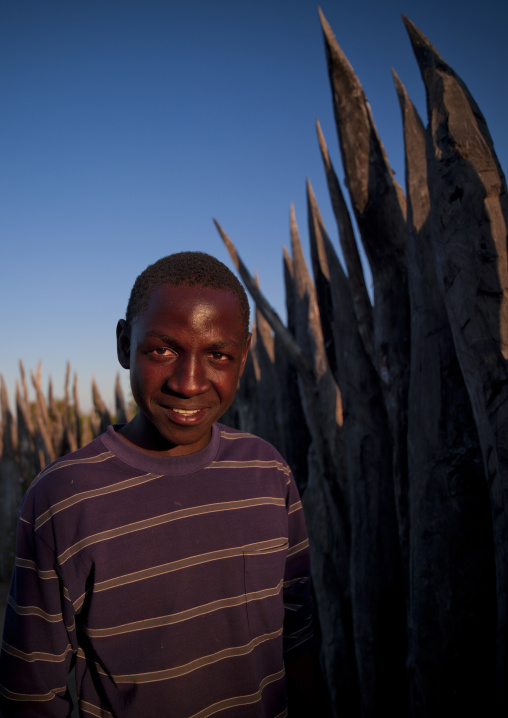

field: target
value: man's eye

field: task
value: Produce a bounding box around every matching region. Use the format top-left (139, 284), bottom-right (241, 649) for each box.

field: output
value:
top-left (210, 352), bottom-right (229, 362)
top-left (151, 347), bottom-right (174, 357)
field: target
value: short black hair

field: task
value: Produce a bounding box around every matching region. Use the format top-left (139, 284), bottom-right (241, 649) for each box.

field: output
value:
top-left (125, 251), bottom-right (250, 338)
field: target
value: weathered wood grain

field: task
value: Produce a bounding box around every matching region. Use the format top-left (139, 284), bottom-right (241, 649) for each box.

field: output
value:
top-left (315, 120), bottom-right (375, 371)
top-left (287, 208), bottom-right (354, 715)
top-left (319, 8), bottom-right (411, 583)
top-left (395, 67), bottom-right (497, 716)
top-left (307, 180), bottom-right (406, 716)
top-left (403, 17), bottom-right (508, 711)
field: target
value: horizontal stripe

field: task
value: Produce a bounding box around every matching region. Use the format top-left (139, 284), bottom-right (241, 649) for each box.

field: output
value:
top-left (287, 539), bottom-right (309, 558)
top-left (190, 667), bottom-right (286, 718)
top-left (98, 628), bottom-right (283, 683)
top-left (284, 600), bottom-right (304, 612)
top-left (35, 472), bottom-right (162, 531)
top-left (74, 594), bottom-right (87, 613)
top-left (283, 576), bottom-right (308, 589)
top-left (73, 537), bottom-right (288, 611)
top-left (76, 647), bottom-right (88, 661)
top-left (84, 580), bottom-right (283, 638)
top-left (206, 459), bottom-right (291, 475)
top-left (1, 640), bottom-right (72, 664)
top-left (58, 497), bottom-right (285, 565)
top-left (0, 684), bottom-right (65, 702)
top-left (219, 430), bottom-right (256, 440)
top-left (8, 596), bottom-right (61, 623)
top-left (287, 499), bottom-right (303, 515)
top-left (15, 557), bottom-right (58, 580)
top-left (93, 537), bottom-right (287, 593)
top-left (80, 699), bottom-right (114, 718)
top-left (32, 452), bottom-right (114, 488)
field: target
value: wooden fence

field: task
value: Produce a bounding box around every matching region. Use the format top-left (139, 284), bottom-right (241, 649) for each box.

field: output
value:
top-left (0, 364), bottom-right (131, 580)
top-left (217, 12), bottom-right (507, 718)
top-left (1, 13), bottom-right (507, 717)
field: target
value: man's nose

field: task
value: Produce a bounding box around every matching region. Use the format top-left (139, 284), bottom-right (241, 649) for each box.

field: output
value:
top-left (165, 355), bottom-right (209, 397)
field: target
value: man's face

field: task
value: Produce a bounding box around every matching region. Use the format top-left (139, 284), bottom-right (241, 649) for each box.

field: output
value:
top-left (117, 284), bottom-right (251, 456)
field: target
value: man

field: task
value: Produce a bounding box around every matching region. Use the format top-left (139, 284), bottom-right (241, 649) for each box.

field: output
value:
top-left (0, 252), bottom-right (318, 717)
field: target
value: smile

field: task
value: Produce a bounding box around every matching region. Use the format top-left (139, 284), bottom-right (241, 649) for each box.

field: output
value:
top-left (160, 405), bottom-right (210, 425)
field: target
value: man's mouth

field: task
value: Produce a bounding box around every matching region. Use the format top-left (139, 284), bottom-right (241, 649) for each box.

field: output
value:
top-left (161, 405), bottom-right (210, 424)
top-left (171, 408), bottom-right (202, 415)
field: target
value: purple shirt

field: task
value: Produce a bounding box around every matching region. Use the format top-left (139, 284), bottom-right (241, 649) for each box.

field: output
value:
top-left (0, 423), bottom-right (313, 717)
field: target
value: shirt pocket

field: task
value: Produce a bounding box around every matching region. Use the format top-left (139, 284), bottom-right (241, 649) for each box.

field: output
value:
top-left (243, 540), bottom-right (288, 637)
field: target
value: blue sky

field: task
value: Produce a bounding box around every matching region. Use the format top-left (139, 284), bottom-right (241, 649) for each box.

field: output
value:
top-left (1, 0), bottom-right (507, 413)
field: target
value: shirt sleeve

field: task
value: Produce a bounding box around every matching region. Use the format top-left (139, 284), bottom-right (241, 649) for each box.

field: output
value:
top-left (282, 470), bottom-right (314, 657)
top-left (0, 490), bottom-right (76, 717)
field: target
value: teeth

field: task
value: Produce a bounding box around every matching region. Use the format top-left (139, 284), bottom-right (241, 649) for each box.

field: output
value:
top-left (172, 408), bottom-right (200, 415)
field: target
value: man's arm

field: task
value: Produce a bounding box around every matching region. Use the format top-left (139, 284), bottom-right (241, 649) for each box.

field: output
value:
top-left (0, 502), bottom-right (75, 717)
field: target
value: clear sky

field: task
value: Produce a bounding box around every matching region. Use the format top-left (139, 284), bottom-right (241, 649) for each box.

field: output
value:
top-left (1, 0), bottom-right (507, 413)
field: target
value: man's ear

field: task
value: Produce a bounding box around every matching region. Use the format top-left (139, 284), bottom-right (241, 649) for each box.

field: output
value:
top-left (116, 320), bottom-right (131, 369)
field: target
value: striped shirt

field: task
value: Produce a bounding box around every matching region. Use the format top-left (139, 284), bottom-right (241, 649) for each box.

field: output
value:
top-left (0, 423), bottom-right (313, 717)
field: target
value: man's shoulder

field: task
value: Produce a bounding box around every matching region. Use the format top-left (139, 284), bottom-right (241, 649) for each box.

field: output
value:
top-left (21, 433), bottom-right (114, 513)
top-left (216, 423), bottom-right (289, 465)
top-left (37, 433), bottom-right (113, 477)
